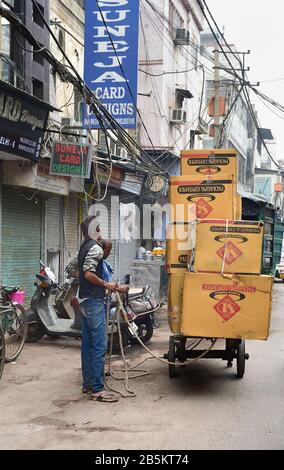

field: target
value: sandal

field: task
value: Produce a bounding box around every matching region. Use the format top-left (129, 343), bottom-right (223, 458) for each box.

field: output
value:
top-left (91, 391), bottom-right (119, 402)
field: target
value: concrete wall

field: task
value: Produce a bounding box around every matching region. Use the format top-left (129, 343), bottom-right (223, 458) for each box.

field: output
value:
top-left (49, 0), bottom-right (84, 122)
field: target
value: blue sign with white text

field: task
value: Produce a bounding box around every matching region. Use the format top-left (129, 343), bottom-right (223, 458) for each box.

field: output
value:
top-left (84, 0), bottom-right (139, 129)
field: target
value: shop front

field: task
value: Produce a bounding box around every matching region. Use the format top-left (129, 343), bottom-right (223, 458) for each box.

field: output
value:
top-left (0, 80), bottom-right (55, 301)
top-left (1, 161), bottom-right (69, 300)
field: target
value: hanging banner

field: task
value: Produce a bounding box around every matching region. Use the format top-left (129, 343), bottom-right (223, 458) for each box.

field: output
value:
top-left (83, 0), bottom-right (139, 129)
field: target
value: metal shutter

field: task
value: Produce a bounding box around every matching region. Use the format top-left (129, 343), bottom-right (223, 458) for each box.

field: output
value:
top-left (118, 239), bottom-right (138, 282)
top-left (1, 187), bottom-right (43, 301)
top-left (65, 194), bottom-right (79, 260)
top-left (46, 196), bottom-right (61, 252)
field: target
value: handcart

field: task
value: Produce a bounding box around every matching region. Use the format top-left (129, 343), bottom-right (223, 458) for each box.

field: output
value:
top-left (166, 335), bottom-right (249, 379)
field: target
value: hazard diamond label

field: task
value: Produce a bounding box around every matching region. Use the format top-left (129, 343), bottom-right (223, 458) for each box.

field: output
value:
top-left (216, 241), bottom-right (243, 265)
top-left (213, 295), bottom-right (240, 321)
top-left (196, 198), bottom-right (213, 218)
top-left (200, 166), bottom-right (219, 175)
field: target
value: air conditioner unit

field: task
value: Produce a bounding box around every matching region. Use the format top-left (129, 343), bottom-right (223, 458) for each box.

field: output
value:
top-left (174, 28), bottom-right (190, 46)
top-left (111, 144), bottom-right (121, 158)
top-left (110, 144), bottom-right (128, 159)
top-left (169, 108), bottom-right (187, 124)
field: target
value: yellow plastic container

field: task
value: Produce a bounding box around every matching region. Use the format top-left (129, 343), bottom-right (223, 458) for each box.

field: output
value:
top-left (195, 219), bottom-right (264, 274)
top-left (153, 247), bottom-right (166, 256)
top-left (181, 273), bottom-right (273, 340)
top-left (181, 149), bottom-right (238, 178)
top-left (168, 272), bottom-right (185, 334)
top-left (169, 174), bottom-right (237, 222)
top-left (166, 222), bottom-right (196, 272)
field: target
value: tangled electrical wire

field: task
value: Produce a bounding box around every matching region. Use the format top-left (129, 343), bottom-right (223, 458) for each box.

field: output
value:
top-left (0, 3), bottom-right (168, 183)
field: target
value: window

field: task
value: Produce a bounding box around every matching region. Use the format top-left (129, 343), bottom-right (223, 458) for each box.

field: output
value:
top-left (169, 0), bottom-right (184, 40)
top-left (0, 2), bottom-right (17, 85)
top-left (175, 88), bottom-right (193, 108)
top-left (192, 35), bottom-right (199, 68)
top-left (238, 154), bottom-right (246, 185)
top-left (0, 3), bottom-right (11, 56)
top-left (58, 29), bottom-right (65, 52)
top-left (33, 43), bottom-right (44, 65)
top-left (33, 2), bottom-right (45, 28)
top-left (32, 78), bottom-right (44, 100)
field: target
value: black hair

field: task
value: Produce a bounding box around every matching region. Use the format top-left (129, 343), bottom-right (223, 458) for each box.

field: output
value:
top-left (100, 239), bottom-right (112, 250)
top-left (141, 240), bottom-right (147, 248)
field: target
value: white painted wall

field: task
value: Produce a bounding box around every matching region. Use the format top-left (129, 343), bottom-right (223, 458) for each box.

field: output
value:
top-left (138, 0), bottom-right (204, 156)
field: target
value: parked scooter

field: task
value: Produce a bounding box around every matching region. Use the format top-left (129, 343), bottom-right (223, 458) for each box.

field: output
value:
top-left (26, 261), bottom-right (126, 346)
top-left (54, 275), bottom-right (79, 320)
top-left (26, 262), bottom-right (160, 347)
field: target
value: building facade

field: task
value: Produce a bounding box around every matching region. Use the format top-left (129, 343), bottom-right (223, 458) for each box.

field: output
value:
top-left (138, 0), bottom-right (204, 175)
top-left (200, 31), bottom-right (256, 192)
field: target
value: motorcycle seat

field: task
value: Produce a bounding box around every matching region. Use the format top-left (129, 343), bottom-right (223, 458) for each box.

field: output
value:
top-left (128, 287), bottom-right (146, 298)
top-left (1, 285), bottom-right (19, 294)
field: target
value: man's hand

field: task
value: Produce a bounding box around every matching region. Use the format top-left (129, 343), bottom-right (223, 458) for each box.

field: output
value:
top-left (105, 282), bottom-right (118, 292)
top-left (116, 285), bottom-right (130, 294)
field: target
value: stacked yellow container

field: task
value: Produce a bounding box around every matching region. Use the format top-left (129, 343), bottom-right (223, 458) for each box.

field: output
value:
top-left (167, 149), bottom-right (273, 340)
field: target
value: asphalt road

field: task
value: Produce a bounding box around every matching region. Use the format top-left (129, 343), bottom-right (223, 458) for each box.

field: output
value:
top-left (0, 283), bottom-right (284, 450)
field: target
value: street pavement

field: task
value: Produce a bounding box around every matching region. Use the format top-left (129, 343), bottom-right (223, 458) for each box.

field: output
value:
top-left (0, 283), bottom-right (284, 450)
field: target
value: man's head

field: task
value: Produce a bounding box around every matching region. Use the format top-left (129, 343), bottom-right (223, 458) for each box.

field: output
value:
top-left (141, 240), bottom-right (147, 248)
top-left (100, 239), bottom-right (113, 259)
top-left (81, 216), bottom-right (101, 240)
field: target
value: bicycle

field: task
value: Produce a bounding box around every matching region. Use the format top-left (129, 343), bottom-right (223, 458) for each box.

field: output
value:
top-left (0, 325), bottom-right (5, 379)
top-left (0, 286), bottom-right (28, 363)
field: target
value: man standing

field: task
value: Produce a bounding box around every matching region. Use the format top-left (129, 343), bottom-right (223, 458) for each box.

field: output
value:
top-left (78, 216), bottom-right (127, 402)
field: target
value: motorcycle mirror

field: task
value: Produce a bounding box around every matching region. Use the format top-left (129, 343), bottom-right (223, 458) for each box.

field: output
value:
top-left (45, 266), bottom-right (57, 283)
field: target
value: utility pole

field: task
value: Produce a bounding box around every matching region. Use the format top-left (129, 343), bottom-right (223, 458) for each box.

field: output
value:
top-left (213, 48), bottom-right (220, 148)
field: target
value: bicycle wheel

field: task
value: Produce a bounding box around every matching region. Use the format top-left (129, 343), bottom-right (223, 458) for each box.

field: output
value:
top-left (0, 325), bottom-right (5, 379)
top-left (4, 304), bottom-right (28, 363)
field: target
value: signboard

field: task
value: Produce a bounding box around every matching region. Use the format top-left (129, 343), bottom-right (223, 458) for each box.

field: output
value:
top-left (97, 165), bottom-right (124, 188)
top-left (84, 0), bottom-right (139, 129)
top-left (0, 80), bottom-right (51, 161)
top-left (255, 176), bottom-right (272, 201)
top-left (3, 161), bottom-right (69, 196)
top-left (50, 141), bottom-right (92, 178)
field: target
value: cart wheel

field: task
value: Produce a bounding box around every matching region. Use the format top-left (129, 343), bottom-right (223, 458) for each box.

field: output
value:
top-left (236, 340), bottom-right (245, 378)
top-left (168, 336), bottom-right (176, 378)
